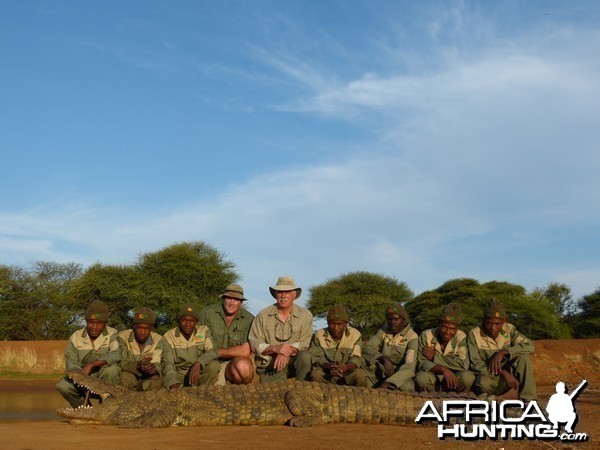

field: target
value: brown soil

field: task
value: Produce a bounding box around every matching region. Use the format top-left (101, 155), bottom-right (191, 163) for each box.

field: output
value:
top-left (0, 339), bottom-right (598, 449)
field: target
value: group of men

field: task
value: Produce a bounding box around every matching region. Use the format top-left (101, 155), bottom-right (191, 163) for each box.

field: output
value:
top-left (57, 275), bottom-right (537, 408)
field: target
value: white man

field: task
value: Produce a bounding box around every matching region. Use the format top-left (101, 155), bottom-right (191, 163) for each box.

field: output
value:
top-left (198, 284), bottom-right (255, 385)
top-left (248, 276), bottom-right (312, 383)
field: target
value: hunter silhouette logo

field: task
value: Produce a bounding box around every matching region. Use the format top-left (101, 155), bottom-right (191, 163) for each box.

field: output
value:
top-left (415, 379), bottom-right (588, 441)
top-left (546, 379), bottom-right (586, 434)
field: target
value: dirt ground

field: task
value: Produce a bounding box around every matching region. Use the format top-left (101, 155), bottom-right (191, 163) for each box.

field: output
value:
top-left (0, 339), bottom-right (598, 449)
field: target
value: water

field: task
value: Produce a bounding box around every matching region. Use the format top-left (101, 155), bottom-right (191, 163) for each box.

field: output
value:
top-left (0, 390), bottom-right (66, 422)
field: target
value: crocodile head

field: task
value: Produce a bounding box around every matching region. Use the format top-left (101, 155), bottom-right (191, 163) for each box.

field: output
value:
top-left (56, 372), bottom-right (130, 425)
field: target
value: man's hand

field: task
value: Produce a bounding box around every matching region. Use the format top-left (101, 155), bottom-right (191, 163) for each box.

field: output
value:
top-left (188, 361), bottom-right (202, 385)
top-left (275, 343), bottom-right (297, 357)
top-left (80, 363), bottom-right (95, 376)
top-left (330, 363), bottom-right (347, 378)
top-left (378, 356), bottom-right (396, 377)
top-left (273, 353), bottom-right (290, 371)
top-left (422, 345), bottom-right (436, 361)
top-left (441, 367), bottom-right (459, 390)
top-left (500, 370), bottom-right (519, 390)
top-left (379, 382), bottom-right (396, 390)
top-left (488, 350), bottom-right (509, 375)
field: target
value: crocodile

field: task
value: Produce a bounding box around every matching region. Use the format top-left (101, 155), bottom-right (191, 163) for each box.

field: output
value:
top-left (57, 371), bottom-right (459, 428)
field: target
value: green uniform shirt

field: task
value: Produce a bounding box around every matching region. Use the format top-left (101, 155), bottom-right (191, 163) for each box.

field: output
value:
top-left (467, 322), bottom-right (535, 375)
top-left (161, 324), bottom-right (219, 387)
top-left (198, 303), bottom-right (254, 358)
top-left (310, 326), bottom-right (364, 368)
top-left (363, 324), bottom-right (418, 388)
top-left (248, 303), bottom-right (313, 370)
top-left (118, 329), bottom-right (166, 377)
top-left (64, 326), bottom-right (120, 372)
top-left (417, 327), bottom-right (469, 372)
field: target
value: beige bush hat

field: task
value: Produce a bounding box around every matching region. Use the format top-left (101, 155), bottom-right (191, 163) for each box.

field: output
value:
top-left (219, 284), bottom-right (246, 301)
top-left (269, 276), bottom-right (302, 299)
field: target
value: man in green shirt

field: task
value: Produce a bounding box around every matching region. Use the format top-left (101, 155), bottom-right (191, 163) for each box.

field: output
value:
top-left (363, 303), bottom-right (418, 391)
top-left (56, 300), bottom-right (120, 407)
top-left (309, 304), bottom-right (371, 386)
top-left (414, 302), bottom-right (474, 393)
top-left (162, 303), bottom-right (221, 388)
top-left (118, 307), bottom-right (167, 391)
top-left (468, 298), bottom-right (537, 401)
top-left (198, 284), bottom-right (255, 385)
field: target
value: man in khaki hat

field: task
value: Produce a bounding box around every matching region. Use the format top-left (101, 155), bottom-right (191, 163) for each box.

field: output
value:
top-left (414, 302), bottom-right (474, 393)
top-left (309, 304), bottom-right (370, 386)
top-left (248, 276), bottom-right (313, 383)
top-left (467, 298), bottom-right (537, 401)
top-left (198, 284), bottom-right (256, 385)
top-left (162, 303), bottom-right (221, 388)
top-left (363, 303), bottom-right (418, 390)
top-left (118, 307), bottom-right (168, 391)
top-left (56, 300), bottom-right (121, 407)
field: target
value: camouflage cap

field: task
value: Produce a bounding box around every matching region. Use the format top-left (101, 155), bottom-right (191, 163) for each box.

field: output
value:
top-left (438, 302), bottom-right (462, 324)
top-left (177, 303), bottom-right (200, 321)
top-left (483, 297), bottom-right (506, 320)
top-left (385, 303), bottom-right (409, 321)
top-left (84, 300), bottom-right (110, 322)
top-left (219, 284), bottom-right (246, 301)
top-left (133, 306), bottom-right (156, 324)
top-left (327, 304), bottom-right (349, 322)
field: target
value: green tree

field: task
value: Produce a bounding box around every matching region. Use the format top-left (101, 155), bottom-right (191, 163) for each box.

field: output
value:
top-left (0, 262), bottom-right (83, 340)
top-left (70, 241), bottom-right (238, 333)
top-left (307, 271), bottom-right (413, 338)
top-left (570, 288), bottom-right (600, 338)
top-left (405, 278), bottom-right (570, 339)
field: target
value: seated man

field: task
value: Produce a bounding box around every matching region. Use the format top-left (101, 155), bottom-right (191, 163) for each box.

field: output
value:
top-left (468, 298), bottom-right (537, 401)
top-left (309, 304), bottom-right (371, 386)
top-left (163, 303), bottom-right (221, 388)
top-left (414, 302), bottom-right (474, 393)
top-left (198, 284), bottom-right (255, 385)
top-left (363, 303), bottom-right (417, 391)
top-left (56, 300), bottom-right (120, 407)
top-left (118, 307), bottom-right (167, 391)
top-left (248, 276), bottom-right (312, 383)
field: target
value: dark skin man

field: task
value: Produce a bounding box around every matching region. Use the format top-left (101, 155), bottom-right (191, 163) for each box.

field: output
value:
top-left (421, 320), bottom-right (460, 390)
top-left (133, 322), bottom-right (158, 378)
top-left (483, 317), bottom-right (519, 391)
top-left (378, 313), bottom-right (404, 389)
top-left (318, 320), bottom-right (358, 378)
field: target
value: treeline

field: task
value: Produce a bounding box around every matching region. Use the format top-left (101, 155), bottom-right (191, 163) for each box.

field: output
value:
top-left (0, 242), bottom-right (598, 340)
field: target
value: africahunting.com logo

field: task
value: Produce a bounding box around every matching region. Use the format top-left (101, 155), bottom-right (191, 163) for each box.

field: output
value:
top-left (415, 379), bottom-right (588, 442)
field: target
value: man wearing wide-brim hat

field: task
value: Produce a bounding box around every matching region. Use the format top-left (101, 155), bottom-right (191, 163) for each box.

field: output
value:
top-left (197, 284), bottom-right (256, 385)
top-left (248, 276), bottom-right (313, 383)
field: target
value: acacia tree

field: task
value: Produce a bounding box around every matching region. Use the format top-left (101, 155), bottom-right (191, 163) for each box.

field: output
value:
top-left (570, 288), bottom-right (600, 338)
top-left (70, 241), bottom-right (239, 333)
top-left (307, 271), bottom-right (413, 339)
top-left (0, 262), bottom-right (83, 340)
top-left (405, 278), bottom-right (571, 339)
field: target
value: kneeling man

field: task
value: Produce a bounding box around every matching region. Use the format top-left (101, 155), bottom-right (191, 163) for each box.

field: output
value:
top-left (414, 302), bottom-right (474, 393)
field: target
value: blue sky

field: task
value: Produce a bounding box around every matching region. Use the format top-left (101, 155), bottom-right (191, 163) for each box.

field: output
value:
top-left (1, 1), bottom-right (599, 315)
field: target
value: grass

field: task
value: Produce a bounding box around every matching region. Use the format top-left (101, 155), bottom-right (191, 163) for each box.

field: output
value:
top-left (0, 347), bottom-right (65, 378)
